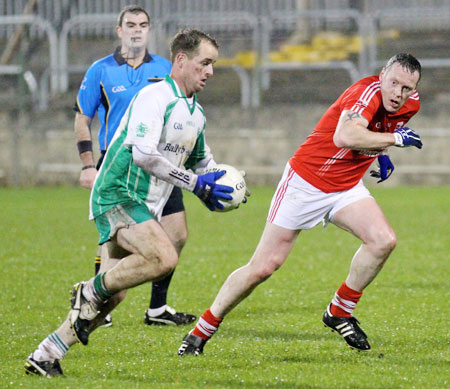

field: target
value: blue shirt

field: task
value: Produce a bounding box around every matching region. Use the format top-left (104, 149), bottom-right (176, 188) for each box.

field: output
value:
top-left (74, 46), bottom-right (171, 150)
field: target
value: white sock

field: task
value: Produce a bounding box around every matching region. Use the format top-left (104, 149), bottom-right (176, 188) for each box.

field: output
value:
top-left (82, 279), bottom-right (103, 308)
top-left (32, 332), bottom-right (68, 361)
top-left (148, 305), bottom-right (168, 317)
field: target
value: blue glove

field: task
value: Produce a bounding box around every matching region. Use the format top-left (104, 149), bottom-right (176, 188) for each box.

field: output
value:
top-left (393, 127), bottom-right (423, 149)
top-left (370, 154), bottom-right (395, 183)
top-left (193, 171), bottom-right (234, 211)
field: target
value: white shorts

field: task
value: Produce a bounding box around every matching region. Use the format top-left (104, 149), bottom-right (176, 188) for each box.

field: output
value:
top-left (267, 163), bottom-right (373, 230)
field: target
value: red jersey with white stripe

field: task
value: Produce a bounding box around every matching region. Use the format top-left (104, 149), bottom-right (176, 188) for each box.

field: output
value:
top-left (289, 75), bottom-right (420, 193)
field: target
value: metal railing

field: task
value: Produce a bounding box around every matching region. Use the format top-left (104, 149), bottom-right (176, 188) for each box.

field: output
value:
top-left (0, 0), bottom-right (299, 38)
top-left (0, 14), bottom-right (57, 108)
top-left (256, 9), bottom-right (368, 107)
top-left (366, 7), bottom-right (450, 74)
top-left (58, 13), bottom-right (117, 93)
top-left (1, 4), bottom-right (450, 110)
top-left (153, 11), bottom-right (260, 108)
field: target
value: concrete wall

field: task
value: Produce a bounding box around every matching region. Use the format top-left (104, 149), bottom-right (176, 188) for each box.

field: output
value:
top-left (0, 106), bottom-right (449, 187)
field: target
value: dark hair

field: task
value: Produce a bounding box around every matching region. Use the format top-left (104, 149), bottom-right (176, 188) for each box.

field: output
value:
top-left (170, 28), bottom-right (219, 62)
top-left (117, 5), bottom-right (150, 27)
top-left (385, 53), bottom-right (422, 81)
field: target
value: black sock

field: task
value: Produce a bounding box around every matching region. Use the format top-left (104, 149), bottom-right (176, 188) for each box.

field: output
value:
top-left (150, 270), bottom-right (175, 309)
top-left (94, 256), bottom-right (101, 275)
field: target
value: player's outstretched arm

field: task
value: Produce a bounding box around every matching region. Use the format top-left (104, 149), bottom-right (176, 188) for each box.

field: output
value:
top-left (393, 127), bottom-right (423, 149)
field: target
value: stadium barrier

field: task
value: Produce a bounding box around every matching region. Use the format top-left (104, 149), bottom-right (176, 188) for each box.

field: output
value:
top-left (0, 114), bottom-right (449, 187)
top-left (2, 5), bottom-right (450, 110)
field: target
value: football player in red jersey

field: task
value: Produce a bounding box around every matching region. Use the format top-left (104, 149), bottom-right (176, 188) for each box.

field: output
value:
top-left (179, 53), bottom-right (423, 355)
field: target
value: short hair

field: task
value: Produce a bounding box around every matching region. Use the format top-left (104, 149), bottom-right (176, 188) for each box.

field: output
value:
top-left (170, 28), bottom-right (219, 63)
top-left (117, 5), bottom-right (150, 27)
top-left (384, 53), bottom-right (422, 82)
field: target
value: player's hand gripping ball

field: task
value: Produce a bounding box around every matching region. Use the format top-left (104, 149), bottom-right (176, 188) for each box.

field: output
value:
top-left (204, 164), bottom-right (247, 212)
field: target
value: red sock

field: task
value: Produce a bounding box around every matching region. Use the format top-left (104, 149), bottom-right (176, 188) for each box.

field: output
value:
top-left (330, 282), bottom-right (362, 318)
top-left (192, 309), bottom-right (223, 341)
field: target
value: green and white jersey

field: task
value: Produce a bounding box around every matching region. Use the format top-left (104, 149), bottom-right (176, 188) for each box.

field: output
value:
top-left (89, 75), bottom-right (209, 220)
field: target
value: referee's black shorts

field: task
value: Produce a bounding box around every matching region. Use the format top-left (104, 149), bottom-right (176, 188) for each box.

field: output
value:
top-left (162, 186), bottom-right (185, 216)
top-left (97, 151), bottom-right (185, 217)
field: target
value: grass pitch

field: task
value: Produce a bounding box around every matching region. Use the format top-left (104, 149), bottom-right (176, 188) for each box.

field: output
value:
top-left (1, 186), bottom-right (449, 388)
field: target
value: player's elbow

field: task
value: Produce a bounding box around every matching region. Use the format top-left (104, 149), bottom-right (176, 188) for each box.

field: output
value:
top-left (333, 131), bottom-right (352, 149)
top-left (132, 146), bottom-right (147, 170)
top-left (132, 145), bottom-right (160, 172)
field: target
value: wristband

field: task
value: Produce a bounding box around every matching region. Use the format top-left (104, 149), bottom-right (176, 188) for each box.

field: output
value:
top-left (81, 165), bottom-right (96, 171)
top-left (77, 140), bottom-right (93, 154)
top-left (393, 132), bottom-right (403, 147)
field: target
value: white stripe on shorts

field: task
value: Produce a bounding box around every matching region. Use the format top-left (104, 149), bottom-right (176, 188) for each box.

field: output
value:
top-left (268, 166), bottom-right (295, 223)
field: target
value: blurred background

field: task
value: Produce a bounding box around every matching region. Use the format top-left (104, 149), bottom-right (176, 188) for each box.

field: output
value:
top-left (0, 0), bottom-right (449, 186)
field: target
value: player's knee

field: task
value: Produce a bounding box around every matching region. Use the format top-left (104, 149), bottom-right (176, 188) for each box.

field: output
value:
top-left (373, 228), bottom-right (397, 256)
top-left (139, 246), bottom-right (178, 280)
top-left (158, 251), bottom-right (178, 277)
top-left (166, 254), bottom-right (178, 274)
top-left (384, 232), bottom-right (397, 254)
top-left (253, 258), bottom-right (282, 282)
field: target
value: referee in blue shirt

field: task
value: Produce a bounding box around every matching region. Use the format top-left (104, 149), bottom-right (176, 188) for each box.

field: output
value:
top-left (74, 5), bottom-right (195, 327)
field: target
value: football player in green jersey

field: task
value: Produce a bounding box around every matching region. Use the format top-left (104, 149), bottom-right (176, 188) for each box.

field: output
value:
top-left (25, 29), bottom-right (233, 378)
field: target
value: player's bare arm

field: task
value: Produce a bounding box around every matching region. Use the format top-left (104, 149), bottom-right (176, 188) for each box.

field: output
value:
top-left (74, 112), bottom-right (97, 188)
top-left (333, 109), bottom-right (396, 150)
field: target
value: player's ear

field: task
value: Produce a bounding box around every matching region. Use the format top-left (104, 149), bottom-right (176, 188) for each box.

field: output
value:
top-left (176, 52), bottom-right (187, 66)
top-left (115, 25), bottom-right (122, 38)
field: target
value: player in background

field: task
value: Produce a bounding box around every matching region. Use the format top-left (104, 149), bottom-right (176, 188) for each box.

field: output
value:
top-left (178, 53), bottom-right (423, 356)
top-left (74, 5), bottom-right (195, 327)
top-left (25, 29), bottom-right (234, 377)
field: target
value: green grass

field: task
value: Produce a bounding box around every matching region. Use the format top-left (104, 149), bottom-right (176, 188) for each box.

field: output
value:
top-left (1, 186), bottom-right (449, 388)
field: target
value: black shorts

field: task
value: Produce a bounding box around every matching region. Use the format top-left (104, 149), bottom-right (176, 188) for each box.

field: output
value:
top-left (96, 150), bottom-right (107, 170)
top-left (162, 186), bottom-right (185, 216)
top-left (97, 151), bottom-right (185, 217)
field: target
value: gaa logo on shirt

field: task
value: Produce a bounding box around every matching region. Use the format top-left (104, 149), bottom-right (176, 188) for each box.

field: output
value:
top-left (112, 85), bottom-right (126, 93)
top-left (136, 122), bottom-right (148, 138)
top-left (353, 99), bottom-right (367, 110)
top-left (80, 77), bottom-right (88, 90)
top-left (173, 122), bottom-right (183, 130)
